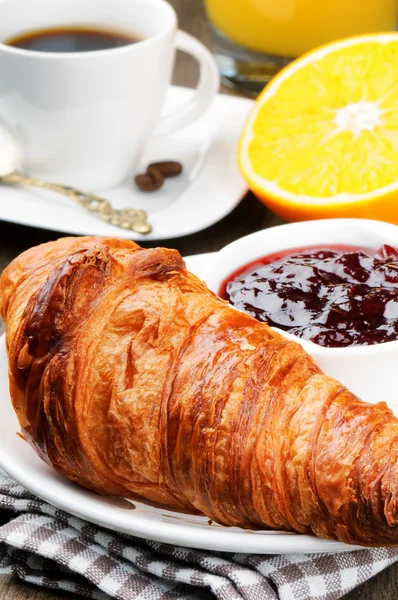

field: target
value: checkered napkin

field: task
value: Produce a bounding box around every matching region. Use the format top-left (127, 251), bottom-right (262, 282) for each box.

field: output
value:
top-left (1, 469), bottom-right (398, 600)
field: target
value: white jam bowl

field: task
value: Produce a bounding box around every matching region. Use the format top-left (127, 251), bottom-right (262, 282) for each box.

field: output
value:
top-left (202, 219), bottom-right (398, 407)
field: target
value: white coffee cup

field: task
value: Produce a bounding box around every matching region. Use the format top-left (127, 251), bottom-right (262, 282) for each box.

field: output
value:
top-left (0, 0), bottom-right (219, 189)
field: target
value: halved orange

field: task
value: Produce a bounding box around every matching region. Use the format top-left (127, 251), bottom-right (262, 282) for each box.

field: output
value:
top-left (239, 34), bottom-right (398, 223)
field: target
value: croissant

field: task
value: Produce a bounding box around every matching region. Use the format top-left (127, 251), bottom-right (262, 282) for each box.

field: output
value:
top-left (2, 235), bottom-right (398, 547)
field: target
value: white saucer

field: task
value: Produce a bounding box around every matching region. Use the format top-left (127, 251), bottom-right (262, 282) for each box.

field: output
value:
top-left (0, 252), bottom-right (361, 554)
top-left (0, 87), bottom-right (252, 241)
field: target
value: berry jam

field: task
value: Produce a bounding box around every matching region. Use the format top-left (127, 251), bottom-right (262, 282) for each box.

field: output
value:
top-left (222, 244), bottom-right (398, 348)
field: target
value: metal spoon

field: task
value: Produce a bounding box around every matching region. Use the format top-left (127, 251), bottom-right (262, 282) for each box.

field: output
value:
top-left (0, 126), bottom-right (152, 234)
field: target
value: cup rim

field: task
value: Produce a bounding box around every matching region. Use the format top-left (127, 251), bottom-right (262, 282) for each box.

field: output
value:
top-left (0, 0), bottom-right (177, 60)
top-left (202, 218), bottom-right (398, 357)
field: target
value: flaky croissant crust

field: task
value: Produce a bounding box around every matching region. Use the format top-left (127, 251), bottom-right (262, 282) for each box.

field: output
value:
top-left (2, 236), bottom-right (398, 547)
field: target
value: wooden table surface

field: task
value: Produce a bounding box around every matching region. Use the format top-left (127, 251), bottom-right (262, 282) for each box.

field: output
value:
top-left (1, 1), bottom-right (398, 598)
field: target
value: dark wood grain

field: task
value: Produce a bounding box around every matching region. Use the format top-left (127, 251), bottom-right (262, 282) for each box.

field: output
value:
top-left (1, 1), bottom-right (398, 599)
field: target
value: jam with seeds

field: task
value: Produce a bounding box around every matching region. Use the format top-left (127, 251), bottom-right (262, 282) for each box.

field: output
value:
top-left (221, 244), bottom-right (398, 348)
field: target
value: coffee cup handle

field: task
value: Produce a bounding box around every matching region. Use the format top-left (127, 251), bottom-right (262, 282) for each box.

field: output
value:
top-left (154, 30), bottom-right (220, 137)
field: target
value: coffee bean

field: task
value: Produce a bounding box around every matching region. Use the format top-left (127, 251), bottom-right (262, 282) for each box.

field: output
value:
top-left (134, 160), bottom-right (183, 192)
top-left (146, 165), bottom-right (165, 186)
top-left (134, 173), bottom-right (163, 192)
top-left (148, 161), bottom-right (183, 178)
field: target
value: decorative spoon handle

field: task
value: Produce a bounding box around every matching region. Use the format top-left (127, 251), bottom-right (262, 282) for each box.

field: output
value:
top-left (0, 171), bottom-right (152, 234)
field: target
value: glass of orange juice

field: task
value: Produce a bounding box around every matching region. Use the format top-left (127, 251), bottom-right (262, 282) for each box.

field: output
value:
top-left (204, 0), bottom-right (397, 95)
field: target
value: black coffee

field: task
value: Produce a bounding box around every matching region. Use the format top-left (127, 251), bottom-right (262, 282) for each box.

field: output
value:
top-left (4, 25), bottom-right (140, 53)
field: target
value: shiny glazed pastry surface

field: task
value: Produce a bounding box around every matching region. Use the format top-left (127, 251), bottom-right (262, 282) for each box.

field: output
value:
top-left (2, 236), bottom-right (398, 547)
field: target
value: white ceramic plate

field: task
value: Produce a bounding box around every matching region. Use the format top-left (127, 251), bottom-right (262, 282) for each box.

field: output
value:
top-left (0, 253), bottom-right (362, 554)
top-left (0, 87), bottom-right (251, 241)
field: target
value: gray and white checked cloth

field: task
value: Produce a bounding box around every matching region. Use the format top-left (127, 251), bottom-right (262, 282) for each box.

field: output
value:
top-left (1, 468), bottom-right (398, 600)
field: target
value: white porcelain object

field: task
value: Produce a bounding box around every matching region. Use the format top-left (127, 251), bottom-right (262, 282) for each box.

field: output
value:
top-left (0, 122), bottom-right (23, 176)
top-left (0, 0), bottom-right (219, 189)
top-left (0, 253), bottom-right (361, 554)
top-left (202, 219), bottom-right (398, 407)
top-left (0, 86), bottom-right (251, 240)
